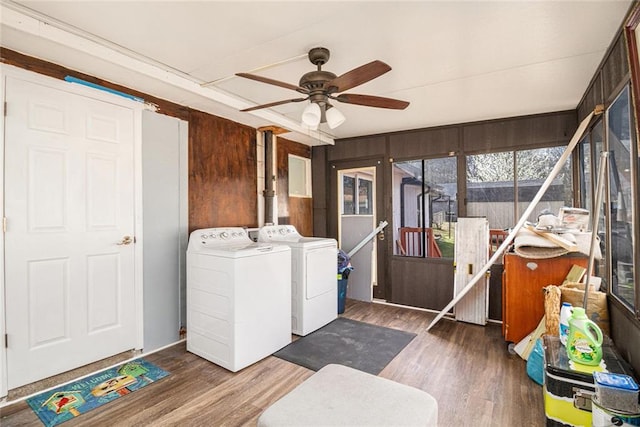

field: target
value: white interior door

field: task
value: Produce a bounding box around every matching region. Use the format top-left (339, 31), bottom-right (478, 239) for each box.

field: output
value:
top-left (4, 74), bottom-right (138, 389)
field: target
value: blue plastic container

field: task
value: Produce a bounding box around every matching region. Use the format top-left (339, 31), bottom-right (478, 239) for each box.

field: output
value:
top-left (337, 249), bottom-right (353, 314)
top-left (526, 338), bottom-right (544, 386)
top-left (337, 276), bottom-right (348, 314)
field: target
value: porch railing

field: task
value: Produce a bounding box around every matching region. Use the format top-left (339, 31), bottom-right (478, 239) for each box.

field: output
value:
top-left (397, 227), bottom-right (442, 257)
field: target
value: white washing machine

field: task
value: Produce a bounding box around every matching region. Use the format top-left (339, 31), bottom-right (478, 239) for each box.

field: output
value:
top-left (258, 225), bottom-right (337, 336)
top-left (187, 227), bottom-right (291, 372)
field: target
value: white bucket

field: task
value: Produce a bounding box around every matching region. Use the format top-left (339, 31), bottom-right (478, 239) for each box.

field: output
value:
top-left (592, 397), bottom-right (640, 427)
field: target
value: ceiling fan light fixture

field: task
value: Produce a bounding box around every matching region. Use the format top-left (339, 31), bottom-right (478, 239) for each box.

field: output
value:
top-left (302, 102), bottom-right (322, 127)
top-left (326, 105), bottom-right (346, 129)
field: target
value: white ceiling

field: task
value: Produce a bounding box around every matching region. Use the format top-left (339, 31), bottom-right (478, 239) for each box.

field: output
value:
top-left (0, 0), bottom-right (633, 146)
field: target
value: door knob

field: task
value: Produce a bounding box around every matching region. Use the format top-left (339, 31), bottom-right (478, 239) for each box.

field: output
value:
top-left (117, 235), bottom-right (133, 245)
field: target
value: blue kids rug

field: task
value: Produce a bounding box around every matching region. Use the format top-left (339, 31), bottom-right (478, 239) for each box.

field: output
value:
top-left (27, 359), bottom-right (169, 427)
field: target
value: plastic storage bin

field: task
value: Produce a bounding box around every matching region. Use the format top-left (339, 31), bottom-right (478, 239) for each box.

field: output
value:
top-left (337, 274), bottom-right (348, 314)
top-left (337, 249), bottom-right (353, 315)
top-left (592, 397), bottom-right (640, 427)
top-left (593, 372), bottom-right (640, 414)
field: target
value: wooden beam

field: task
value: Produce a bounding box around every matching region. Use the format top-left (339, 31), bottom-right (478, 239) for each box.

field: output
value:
top-left (522, 224), bottom-right (578, 252)
top-left (258, 126), bottom-right (290, 135)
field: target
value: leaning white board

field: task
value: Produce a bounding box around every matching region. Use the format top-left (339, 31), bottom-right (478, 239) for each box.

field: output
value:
top-left (454, 217), bottom-right (489, 325)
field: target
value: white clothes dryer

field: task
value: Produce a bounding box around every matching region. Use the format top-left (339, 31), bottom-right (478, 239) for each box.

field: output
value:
top-left (258, 225), bottom-right (337, 336)
top-left (187, 227), bottom-right (291, 372)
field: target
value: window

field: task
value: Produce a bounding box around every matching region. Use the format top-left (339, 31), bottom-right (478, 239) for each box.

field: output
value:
top-left (358, 177), bottom-right (373, 215)
top-left (341, 172), bottom-right (374, 215)
top-left (392, 157), bottom-right (457, 258)
top-left (342, 175), bottom-right (355, 214)
top-left (467, 151), bottom-right (515, 229)
top-left (578, 85), bottom-right (638, 314)
top-left (579, 134), bottom-right (592, 212)
top-left (579, 122), bottom-right (607, 284)
top-left (607, 86), bottom-right (636, 310)
top-left (466, 148), bottom-right (572, 230)
top-left (516, 147), bottom-right (573, 222)
top-left (288, 155), bottom-right (311, 197)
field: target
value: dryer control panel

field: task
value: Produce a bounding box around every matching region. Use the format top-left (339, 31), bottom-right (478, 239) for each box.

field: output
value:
top-left (258, 225), bottom-right (300, 242)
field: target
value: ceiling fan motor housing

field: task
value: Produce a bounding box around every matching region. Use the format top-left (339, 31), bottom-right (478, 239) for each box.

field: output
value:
top-left (300, 48), bottom-right (337, 105)
top-left (308, 47), bottom-right (330, 66)
top-left (299, 70), bottom-right (337, 91)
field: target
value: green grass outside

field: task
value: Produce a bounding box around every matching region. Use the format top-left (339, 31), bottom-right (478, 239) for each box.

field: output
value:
top-left (434, 222), bottom-right (456, 258)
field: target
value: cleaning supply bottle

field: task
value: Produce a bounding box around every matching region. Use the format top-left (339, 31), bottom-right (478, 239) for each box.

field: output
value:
top-left (566, 307), bottom-right (603, 366)
top-left (559, 302), bottom-right (572, 346)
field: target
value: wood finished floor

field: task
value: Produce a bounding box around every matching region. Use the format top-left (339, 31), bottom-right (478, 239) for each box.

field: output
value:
top-left (0, 300), bottom-right (544, 426)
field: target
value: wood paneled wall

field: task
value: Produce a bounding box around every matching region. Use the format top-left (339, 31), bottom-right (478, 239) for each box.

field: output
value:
top-left (188, 111), bottom-right (258, 232)
top-left (277, 136), bottom-right (313, 236)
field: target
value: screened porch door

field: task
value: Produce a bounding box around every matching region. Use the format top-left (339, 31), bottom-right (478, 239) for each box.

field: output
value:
top-left (333, 159), bottom-right (386, 302)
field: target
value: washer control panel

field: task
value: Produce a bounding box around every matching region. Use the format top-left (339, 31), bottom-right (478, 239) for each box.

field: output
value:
top-left (196, 227), bottom-right (250, 246)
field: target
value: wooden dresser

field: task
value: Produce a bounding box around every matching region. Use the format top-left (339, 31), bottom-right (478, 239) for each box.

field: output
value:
top-left (502, 253), bottom-right (589, 343)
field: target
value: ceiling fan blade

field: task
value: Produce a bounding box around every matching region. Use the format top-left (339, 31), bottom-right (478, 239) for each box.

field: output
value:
top-left (327, 60), bottom-right (392, 93)
top-left (241, 97), bottom-right (307, 112)
top-left (334, 93), bottom-right (410, 110)
top-left (236, 73), bottom-right (307, 93)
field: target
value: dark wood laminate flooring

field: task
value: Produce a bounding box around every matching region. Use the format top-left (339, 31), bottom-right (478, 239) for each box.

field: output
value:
top-left (0, 300), bottom-right (544, 426)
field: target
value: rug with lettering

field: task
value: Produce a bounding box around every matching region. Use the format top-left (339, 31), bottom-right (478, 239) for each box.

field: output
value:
top-left (26, 358), bottom-right (169, 426)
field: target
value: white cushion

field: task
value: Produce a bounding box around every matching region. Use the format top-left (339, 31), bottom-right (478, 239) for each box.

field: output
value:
top-left (258, 364), bottom-right (438, 426)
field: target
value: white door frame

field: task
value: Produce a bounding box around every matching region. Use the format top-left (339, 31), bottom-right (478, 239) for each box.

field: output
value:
top-left (0, 64), bottom-right (146, 399)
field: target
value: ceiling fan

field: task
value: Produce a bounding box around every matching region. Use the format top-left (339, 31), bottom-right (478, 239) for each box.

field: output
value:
top-left (236, 47), bottom-right (409, 129)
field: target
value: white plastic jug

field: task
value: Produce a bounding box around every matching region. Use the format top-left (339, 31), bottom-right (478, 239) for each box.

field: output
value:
top-left (559, 302), bottom-right (572, 346)
top-left (566, 307), bottom-right (603, 366)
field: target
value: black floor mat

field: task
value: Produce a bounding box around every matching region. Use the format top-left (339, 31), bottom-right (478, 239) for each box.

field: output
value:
top-left (273, 317), bottom-right (416, 375)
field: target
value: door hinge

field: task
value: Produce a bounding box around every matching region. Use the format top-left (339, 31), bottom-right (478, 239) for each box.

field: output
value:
top-left (4, 101), bottom-right (6, 117)
top-left (4, 334), bottom-right (7, 348)
top-left (2, 217), bottom-right (6, 233)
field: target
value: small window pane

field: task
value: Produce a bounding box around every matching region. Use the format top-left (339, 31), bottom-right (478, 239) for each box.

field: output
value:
top-left (393, 157), bottom-right (457, 258)
top-left (342, 175), bottom-right (355, 215)
top-left (358, 178), bottom-right (373, 215)
top-left (288, 155), bottom-right (311, 197)
top-left (424, 157), bottom-right (457, 258)
top-left (592, 122), bottom-right (608, 289)
top-left (580, 135), bottom-right (592, 211)
top-left (516, 147), bottom-right (573, 223)
top-left (467, 151), bottom-right (515, 229)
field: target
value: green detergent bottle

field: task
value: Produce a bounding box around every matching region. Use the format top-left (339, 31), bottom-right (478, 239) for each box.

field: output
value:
top-left (566, 307), bottom-right (603, 366)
